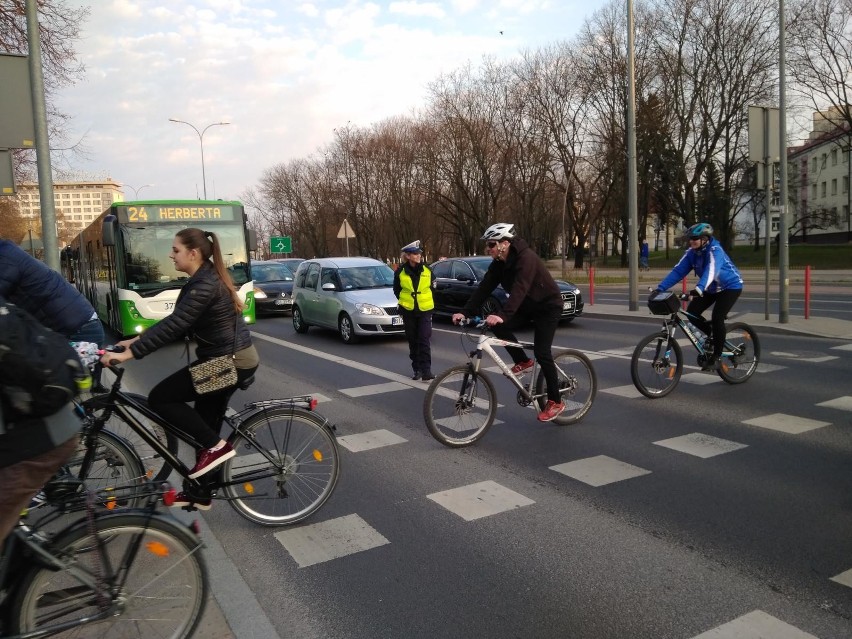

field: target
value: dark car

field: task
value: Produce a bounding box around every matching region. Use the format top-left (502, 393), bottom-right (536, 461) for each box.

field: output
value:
top-left (251, 260), bottom-right (295, 316)
top-left (270, 257), bottom-right (305, 271)
top-left (429, 256), bottom-right (584, 322)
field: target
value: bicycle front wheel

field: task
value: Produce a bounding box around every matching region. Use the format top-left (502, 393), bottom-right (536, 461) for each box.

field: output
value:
top-left (66, 429), bottom-right (146, 506)
top-left (631, 333), bottom-right (683, 398)
top-left (535, 350), bottom-right (597, 425)
top-left (223, 407), bottom-right (340, 526)
top-left (11, 512), bottom-right (208, 639)
top-left (423, 365), bottom-right (497, 447)
top-left (82, 394), bottom-right (179, 484)
top-left (717, 322), bottom-right (760, 384)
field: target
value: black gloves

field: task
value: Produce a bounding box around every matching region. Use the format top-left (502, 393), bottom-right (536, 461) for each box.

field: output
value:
top-left (690, 288), bottom-right (702, 298)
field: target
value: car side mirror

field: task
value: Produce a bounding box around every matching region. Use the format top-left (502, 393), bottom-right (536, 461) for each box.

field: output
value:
top-left (321, 282), bottom-right (337, 291)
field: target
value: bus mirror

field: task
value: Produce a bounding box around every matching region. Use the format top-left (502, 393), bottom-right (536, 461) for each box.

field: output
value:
top-left (247, 228), bottom-right (258, 252)
top-left (102, 214), bottom-right (118, 246)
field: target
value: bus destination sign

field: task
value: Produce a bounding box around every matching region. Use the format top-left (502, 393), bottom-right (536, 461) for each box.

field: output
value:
top-left (116, 205), bottom-right (238, 223)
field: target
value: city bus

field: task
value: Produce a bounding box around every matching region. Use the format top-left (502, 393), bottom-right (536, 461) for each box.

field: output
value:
top-left (67, 200), bottom-right (256, 337)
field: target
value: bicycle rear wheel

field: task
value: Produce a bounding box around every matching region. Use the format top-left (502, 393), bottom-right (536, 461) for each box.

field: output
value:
top-left (717, 322), bottom-right (760, 384)
top-left (11, 512), bottom-right (208, 639)
top-left (223, 407), bottom-right (340, 526)
top-left (535, 350), bottom-right (597, 425)
top-left (631, 333), bottom-right (683, 398)
top-left (82, 394), bottom-right (179, 483)
top-left (423, 365), bottom-right (497, 447)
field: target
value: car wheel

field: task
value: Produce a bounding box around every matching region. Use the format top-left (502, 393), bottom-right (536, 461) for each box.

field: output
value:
top-left (480, 297), bottom-right (502, 317)
top-left (560, 316), bottom-right (575, 324)
top-left (292, 306), bottom-right (309, 334)
top-left (338, 313), bottom-right (358, 344)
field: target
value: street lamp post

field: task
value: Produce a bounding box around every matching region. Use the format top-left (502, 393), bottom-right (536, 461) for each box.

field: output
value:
top-left (168, 119), bottom-right (230, 199)
top-left (125, 183), bottom-right (152, 199)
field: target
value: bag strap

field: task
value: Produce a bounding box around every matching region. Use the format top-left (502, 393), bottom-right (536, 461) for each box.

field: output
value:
top-left (184, 313), bottom-right (240, 365)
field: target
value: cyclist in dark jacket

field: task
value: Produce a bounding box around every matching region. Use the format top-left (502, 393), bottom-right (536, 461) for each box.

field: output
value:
top-left (655, 222), bottom-right (743, 370)
top-left (103, 228), bottom-right (259, 509)
top-left (451, 223), bottom-right (565, 422)
top-left (0, 239), bottom-right (104, 345)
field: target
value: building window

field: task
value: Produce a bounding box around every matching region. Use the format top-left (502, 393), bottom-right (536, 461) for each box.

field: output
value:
top-left (831, 149), bottom-right (838, 165)
top-left (832, 178), bottom-right (838, 195)
top-left (812, 157), bottom-right (818, 172)
top-left (844, 176), bottom-right (849, 193)
top-left (812, 183), bottom-right (818, 198)
top-left (821, 182), bottom-right (827, 197)
top-left (822, 153), bottom-right (827, 168)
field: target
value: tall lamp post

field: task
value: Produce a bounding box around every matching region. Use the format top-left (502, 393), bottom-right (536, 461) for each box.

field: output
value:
top-left (168, 119), bottom-right (230, 199)
top-left (124, 183), bottom-right (152, 199)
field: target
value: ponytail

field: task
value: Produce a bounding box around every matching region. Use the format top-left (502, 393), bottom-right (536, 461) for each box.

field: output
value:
top-left (175, 228), bottom-right (243, 313)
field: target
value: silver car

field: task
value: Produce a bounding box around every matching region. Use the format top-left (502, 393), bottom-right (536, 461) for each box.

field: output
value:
top-left (291, 257), bottom-right (405, 343)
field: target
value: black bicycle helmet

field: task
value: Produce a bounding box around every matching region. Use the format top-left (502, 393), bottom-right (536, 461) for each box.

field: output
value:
top-left (686, 222), bottom-right (713, 239)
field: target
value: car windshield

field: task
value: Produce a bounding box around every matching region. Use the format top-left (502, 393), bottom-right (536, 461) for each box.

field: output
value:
top-left (338, 265), bottom-right (394, 290)
top-left (254, 263), bottom-right (293, 283)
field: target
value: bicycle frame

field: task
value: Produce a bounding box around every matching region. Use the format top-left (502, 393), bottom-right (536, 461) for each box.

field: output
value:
top-left (80, 368), bottom-right (327, 498)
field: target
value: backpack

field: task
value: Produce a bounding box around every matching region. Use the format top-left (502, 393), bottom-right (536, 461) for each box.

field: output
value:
top-left (0, 299), bottom-right (86, 419)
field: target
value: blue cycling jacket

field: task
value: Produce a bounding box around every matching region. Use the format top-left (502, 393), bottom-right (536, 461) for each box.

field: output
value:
top-left (657, 238), bottom-right (743, 295)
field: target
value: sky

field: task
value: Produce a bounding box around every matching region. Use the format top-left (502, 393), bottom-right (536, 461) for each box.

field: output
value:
top-left (55, 0), bottom-right (608, 202)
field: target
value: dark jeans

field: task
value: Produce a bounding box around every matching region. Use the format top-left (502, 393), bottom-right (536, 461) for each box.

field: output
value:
top-left (402, 310), bottom-right (433, 374)
top-left (686, 289), bottom-right (742, 357)
top-left (148, 364), bottom-right (258, 450)
top-left (491, 303), bottom-right (563, 403)
top-left (68, 317), bottom-right (105, 347)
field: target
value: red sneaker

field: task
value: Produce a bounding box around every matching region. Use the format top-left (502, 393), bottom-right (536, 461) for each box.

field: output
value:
top-left (537, 400), bottom-right (565, 422)
top-left (170, 491), bottom-right (212, 511)
top-left (188, 443), bottom-right (235, 479)
top-left (510, 359), bottom-right (534, 375)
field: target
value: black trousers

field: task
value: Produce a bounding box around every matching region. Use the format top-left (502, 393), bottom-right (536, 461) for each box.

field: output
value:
top-left (149, 364), bottom-right (258, 450)
top-left (491, 303), bottom-right (563, 403)
top-left (401, 310), bottom-right (433, 374)
top-left (686, 289), bottom-right (742, 357)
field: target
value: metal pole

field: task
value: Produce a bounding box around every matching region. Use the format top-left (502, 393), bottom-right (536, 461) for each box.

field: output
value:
top-left (626, 0), bottom-right (639, 311)
top-left (778, 0), bottom-right (789, 322)
top-left (25, 0), bottom-right (58, 270)
top-left (561, 176), bottom-right (567, 280)
top-left (763, 124), bottom-right (771, 320)
top-left (168, 119), bottom-right (229, 200)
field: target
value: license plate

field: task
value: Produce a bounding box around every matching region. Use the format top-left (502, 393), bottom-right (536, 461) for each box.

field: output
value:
top-left (563, 301), bottom-right (573, 310)
top-left (274, 299), bottom-right (288, 306)
top-left (392, 316), bottom-right (403, 325)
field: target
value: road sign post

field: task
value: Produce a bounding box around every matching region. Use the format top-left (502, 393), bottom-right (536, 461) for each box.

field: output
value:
top-left (270, 236), bottom-right (292, 254)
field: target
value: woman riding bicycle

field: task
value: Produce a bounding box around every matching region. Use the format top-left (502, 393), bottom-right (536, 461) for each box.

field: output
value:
top-left (102, 228), bottom-right (259, 509)
top-left (653, 222), bottom-right (743, 371)
top-left (451, 223), bottom-right (565, 422)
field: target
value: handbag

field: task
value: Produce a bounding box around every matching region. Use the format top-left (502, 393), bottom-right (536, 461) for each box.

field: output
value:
top-left (188, 316), bottom-right (239, 395)
top-left (189, 355), bottom-right (238, 395)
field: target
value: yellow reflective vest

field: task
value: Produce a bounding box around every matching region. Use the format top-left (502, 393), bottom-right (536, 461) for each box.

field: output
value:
top-left (398, 265), bottom-right (434, 311)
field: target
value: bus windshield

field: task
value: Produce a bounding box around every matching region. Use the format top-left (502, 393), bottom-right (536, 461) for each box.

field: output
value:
top-left (121, 224), bottom-right (251, 294)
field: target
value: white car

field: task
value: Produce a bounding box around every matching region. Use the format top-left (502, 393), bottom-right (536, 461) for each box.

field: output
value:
top-left (291, 257), bottom-right (405, 343)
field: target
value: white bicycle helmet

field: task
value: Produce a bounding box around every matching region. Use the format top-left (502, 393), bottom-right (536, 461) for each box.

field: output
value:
top-left (481, 223), bottom-right (516, 241)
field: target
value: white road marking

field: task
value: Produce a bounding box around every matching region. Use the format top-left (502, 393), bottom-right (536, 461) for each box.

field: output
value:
top-left (337, 429), bottom-right (408, 452)
top-left (654, 433), bottom-right (748, 458)
top-left (274, 513), bottom-right (389, 568)
top-left (742, 413), bottom-right (831, 435)
top-left (550, 455), bottom-right (651, 486)
top-left (427, 480), bottom-right (535, 521)
top-left (689, 609), bottom-right (818, 638)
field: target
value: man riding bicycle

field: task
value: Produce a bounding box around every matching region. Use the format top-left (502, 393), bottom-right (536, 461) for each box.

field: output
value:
top-left (451, 223), bottom-right (565, 422)
top-left (654, 222), bottom-right (743, 370)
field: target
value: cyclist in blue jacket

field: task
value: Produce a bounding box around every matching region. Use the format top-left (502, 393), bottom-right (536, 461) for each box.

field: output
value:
top-left (654, 223), bottom-right (743, 370)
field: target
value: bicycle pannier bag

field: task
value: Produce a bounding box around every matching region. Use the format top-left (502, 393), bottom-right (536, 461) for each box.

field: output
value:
top-left (189, 355), bottom-right (237, 395)
top-left (647, 290), bottom-right (680, 315)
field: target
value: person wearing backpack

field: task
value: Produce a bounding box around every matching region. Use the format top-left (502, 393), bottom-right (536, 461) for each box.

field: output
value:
top-left (0, 239), bottom-right (104, 346)
top-left (0, 296), bottom-right (85, 542)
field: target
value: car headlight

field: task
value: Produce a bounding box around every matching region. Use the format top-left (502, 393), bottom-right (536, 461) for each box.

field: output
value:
top-left (354, 303), bottom-right (383, 316)
top-left (253, 287), bottom-right (268, 299)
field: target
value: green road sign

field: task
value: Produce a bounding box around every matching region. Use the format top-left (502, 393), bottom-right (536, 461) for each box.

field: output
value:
top-left (270, 236), bottom-right (292, 254)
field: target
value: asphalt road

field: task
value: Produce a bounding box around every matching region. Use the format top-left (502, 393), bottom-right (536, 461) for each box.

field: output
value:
top-left (119, 314), bottom-right (852, 639)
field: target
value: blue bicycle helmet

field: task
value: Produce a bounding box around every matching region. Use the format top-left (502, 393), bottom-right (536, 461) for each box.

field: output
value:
top-left (686, 222), bottom-right (713, 239)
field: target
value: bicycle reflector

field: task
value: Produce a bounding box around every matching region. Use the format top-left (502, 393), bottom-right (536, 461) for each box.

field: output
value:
top-left (145, 541), bottom-right (171, 557)
top-left (163, 487), bottom-right (177, 506)
top-left (309, 397), bottom-right (318, 411)
top-left (313, 449), bottom-right (324, 462)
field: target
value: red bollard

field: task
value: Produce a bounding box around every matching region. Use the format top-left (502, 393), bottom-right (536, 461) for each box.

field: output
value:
top-left (804, 265), bottom-right (810, 319)
top-left (589, 266), bottom-right (595, 305)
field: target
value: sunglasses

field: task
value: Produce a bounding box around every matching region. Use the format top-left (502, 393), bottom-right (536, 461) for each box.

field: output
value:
top-left (486, 241), bottom-right (498, 249)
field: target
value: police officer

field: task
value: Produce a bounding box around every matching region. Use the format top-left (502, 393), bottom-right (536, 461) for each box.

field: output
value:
top-left (393, 240), bottom-right (435, 380)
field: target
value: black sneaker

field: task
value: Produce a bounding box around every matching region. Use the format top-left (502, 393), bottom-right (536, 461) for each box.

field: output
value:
top-left (701, 355), bottom-right (718, 371)
top-left (421, 371), bottom-right (435, 381)
top-left (411, 371), bottom-right (422, 380)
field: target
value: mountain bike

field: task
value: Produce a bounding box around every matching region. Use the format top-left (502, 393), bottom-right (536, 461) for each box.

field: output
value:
top-left (630, 290), bottom-right (760, 398)
top-left (0, 476), bottom-right (208, 639)
top-left (423, 318), bottom-right (597, 447)
top-left (75, 353), bottom-right (341, 526)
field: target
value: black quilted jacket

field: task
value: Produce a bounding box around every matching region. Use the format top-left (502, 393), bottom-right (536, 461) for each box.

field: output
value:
top-left (130, 262), bottom-right (251, 361)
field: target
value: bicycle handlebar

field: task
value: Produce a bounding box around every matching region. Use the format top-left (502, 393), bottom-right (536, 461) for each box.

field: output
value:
top-left (455, 316), bottom-right (487, 329)
top-left (647, 287), bottom-right (690, 301)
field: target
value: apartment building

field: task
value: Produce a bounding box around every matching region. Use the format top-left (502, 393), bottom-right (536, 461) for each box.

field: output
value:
top-left (14, 178), bottom-right (124, 242)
